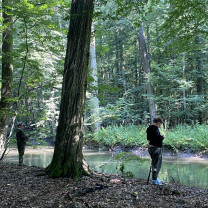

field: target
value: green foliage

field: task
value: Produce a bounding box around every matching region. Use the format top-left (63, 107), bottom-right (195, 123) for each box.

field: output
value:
top-left (1, 0), bottom-right (208, 149)
top-left (117, 163), bottom-right (134, 178)
top-left (91, 124), bottom-right (208, 152)
top-left (159, 0), bottom-right (208, 51)
top-left (0, 0), bottom-right (67, 140)
top-left (115, 152), bottom-right (147, 177)
top-left (93, 0), bottom-right (208, 128)
top-left (8, 138), bottom-right (17, 147)
top-left (164, 124), bottom-right (208, 152)
top-left (92, 125), bottom-right (147, 147)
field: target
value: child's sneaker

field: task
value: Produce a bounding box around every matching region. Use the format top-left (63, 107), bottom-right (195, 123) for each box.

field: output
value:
top-left (157, 178), bottom-right (167, 184)
top-left (152, 179), bottom-right (163, 186)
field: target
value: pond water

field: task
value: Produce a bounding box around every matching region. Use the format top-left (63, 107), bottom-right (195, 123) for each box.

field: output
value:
top-left (4, 147), bottom-right (208, 189)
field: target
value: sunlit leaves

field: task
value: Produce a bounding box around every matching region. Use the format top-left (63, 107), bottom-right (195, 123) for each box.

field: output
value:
top-left (158, 0), bottom-right (208, 52)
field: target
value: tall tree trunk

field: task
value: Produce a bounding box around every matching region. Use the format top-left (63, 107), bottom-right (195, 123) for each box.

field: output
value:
top-left (134, 39), bottom-right (139, 105)
top-left (115, 32), bottom-right (126, 96)
top-left (195, 35), bottom-right (203, 124)
top-left (138, 42), bottom-right (143, 88)
top-left (134, 43), bottom-right (138, 88)
top-left (46, 0), bottom-right (94, 179)
top-left (155, 22), bottom-right (162, 64)
top-left (138, 41), bottom-right (145, 118)
top-left (139, 24), bottom-right (156, 124)
top-left (195, 36), bottom-right (203, 95)
top-left (90, 24), bottom-right (100, 132)
top-left (146, 25), bottom-right (150, 59)
top-left (119, 30), bottom-right (127, 94)
top-left (49, 87), bottom-right (57, 138)
top-left (182, 53), bottom-right (186, 111)
top-left (115, 35), bottom-right (119, 75)
top-left (0, 0), bottom-right (13, 153)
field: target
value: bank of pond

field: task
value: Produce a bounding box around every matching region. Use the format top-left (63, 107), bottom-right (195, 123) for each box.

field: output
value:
top-left (87, 124), bottom-right (208, 153)
top-left (4, 147), bottom-right (208, 189)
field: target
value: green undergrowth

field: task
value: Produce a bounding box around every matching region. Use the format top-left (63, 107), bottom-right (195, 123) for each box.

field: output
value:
top-left (164, 124), bottom-right (208, 152)
top-left (89, 124), bottom-right (208, 152)
top-left (91, 125), bottom-right (147, 147)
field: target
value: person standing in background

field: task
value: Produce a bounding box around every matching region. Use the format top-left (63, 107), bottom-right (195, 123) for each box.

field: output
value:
top-left (16, 122), bottom-right (29, 166)
top-left (147, 117), bottom-right (165, 185)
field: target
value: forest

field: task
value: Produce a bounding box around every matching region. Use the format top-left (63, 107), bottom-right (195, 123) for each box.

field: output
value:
top-left (1, 0), bottom-right (208, 152)
top-left (0, 0), bottom-right (208, 207)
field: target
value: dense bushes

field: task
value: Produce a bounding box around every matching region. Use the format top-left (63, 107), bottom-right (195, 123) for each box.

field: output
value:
top-left (164, 124), bottom-right (208, 152)
top-left (90, 124), bottom-right (208, 152)
top-left (92, 125), bottom-right (146, 147)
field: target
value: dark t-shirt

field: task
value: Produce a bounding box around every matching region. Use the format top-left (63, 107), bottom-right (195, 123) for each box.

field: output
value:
top-left (146, 125), bottom-right (164, 148)
top-left (16, 128), bottom-right (26, 142)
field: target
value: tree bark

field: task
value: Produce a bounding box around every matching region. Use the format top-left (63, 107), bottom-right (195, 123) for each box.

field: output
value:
top-left (46, 0), bottom-right (94, 179)
top-left (139, 24), bottom-right (157, 124)
top-left (0, 0), bottom-right (13, 153)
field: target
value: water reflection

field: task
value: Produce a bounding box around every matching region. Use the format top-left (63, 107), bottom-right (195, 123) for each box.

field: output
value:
top-left (4, 148), bottom-right (208, 189)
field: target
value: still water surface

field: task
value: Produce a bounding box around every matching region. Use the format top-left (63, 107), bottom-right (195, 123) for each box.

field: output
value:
top-left (4, 147), bottom-right (208, 189)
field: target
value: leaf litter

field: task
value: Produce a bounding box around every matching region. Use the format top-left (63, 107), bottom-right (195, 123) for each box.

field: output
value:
top-left (0, 163), bottom-right (207, 208)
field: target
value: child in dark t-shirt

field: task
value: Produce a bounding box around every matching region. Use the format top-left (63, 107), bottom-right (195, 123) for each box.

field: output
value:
top-left (147, 117), bottom-right (165, 185)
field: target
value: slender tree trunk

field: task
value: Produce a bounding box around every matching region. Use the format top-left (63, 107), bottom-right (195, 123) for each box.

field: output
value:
top-left (119, 30), bottom-right (127, 94)
top-left (182, 53), bottom-right (186, 111)
top-left (195, 35), bottom-right (203, 124)
top-left (138, 41), bottom-right (145, 118)
top-left (115, 35), bottom-right (119, 74)
top-left (0, 0), bottom-right (13, 153)
top-left (134, 45), bottom-right (138, 88)
top-left (115, 32), bottom-right (126, 96)
top-left (195, 36), bottom-right (203, 95)
top-left (46, 0), bottom-right (94, 179)
top-left (89, 23), bottom-right (100, 132)
top-left (134, 39), bottom-right (144, 123)
top-left (146, 25), bottom-right (150, 60)
top-left (49, 87), bottom-right (57, 137)
top-left (138, 42), bottom-right (143, 88)
top-left (155, 23), bottom-right (162, 64)
top-left (134, 40), bottom-right (139, 105)
top-left (139, 24), bottom-right (156, 123)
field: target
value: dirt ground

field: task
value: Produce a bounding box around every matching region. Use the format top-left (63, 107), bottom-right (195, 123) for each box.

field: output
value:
top-left (0, 163), bottom-right (208, 208)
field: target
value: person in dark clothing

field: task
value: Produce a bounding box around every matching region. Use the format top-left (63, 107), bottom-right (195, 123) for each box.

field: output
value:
top-left (147, 117), bottom-right (165, 185)
top-left (16, 122), bottom-right (29, 166)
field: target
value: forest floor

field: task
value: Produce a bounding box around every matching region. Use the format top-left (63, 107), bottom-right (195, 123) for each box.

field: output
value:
top-left (0, 162), bottom-right (208, 208)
